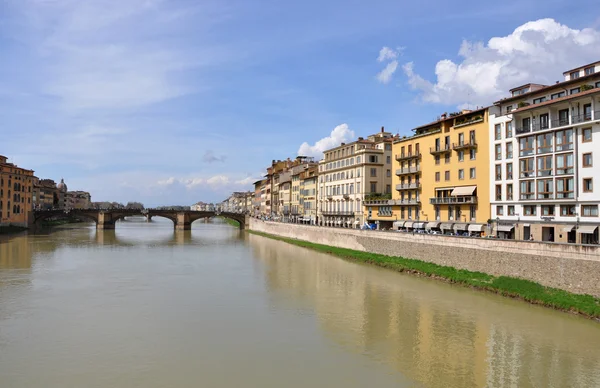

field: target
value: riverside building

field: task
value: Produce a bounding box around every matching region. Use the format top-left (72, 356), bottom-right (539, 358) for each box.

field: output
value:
top-left (391, 109), bottom-right (491, 234)
top-left (299, 165), bottom-right (318, 225)
top-left (317, 127), bottom-right (396, 229)
top-left (0, 155), bottom-right (35, 228)
top-left (491, 61), bottom-right (600, 244)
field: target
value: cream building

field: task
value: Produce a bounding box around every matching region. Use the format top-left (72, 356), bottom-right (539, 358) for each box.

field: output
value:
top-left (317, 128), bottom-right (396, 228)
top-left (299, 165), bottom-right (318, 225)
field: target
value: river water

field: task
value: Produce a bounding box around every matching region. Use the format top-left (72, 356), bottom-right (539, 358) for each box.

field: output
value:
top-left (1, 218), bottom-right (599, 387)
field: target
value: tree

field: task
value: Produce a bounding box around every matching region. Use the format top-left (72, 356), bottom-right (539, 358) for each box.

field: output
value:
top-left (125, 202), bottom-right (144, 209)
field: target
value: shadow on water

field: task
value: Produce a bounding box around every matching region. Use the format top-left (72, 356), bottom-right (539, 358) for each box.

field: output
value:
top-left (245, 233), bottom-right (600, 388)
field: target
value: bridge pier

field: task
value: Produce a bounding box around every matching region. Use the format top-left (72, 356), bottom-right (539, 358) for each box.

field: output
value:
top-left (97, 212), bottom-right (116, 230)
top-left (175, 212), bottom-right (192, 231)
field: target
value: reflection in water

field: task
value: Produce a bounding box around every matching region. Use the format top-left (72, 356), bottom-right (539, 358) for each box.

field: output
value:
top-left (1, 220), bottom-right (599, 388)
top-left (249, 234), bottom-right (600, 388)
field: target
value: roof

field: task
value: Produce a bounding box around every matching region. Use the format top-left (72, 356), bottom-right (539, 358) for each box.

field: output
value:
top-left (509, 83), bottom-right (546, 93)
top-left (510, 87), bottom-right (600, 114)
top-left (563, 60), bottom-right (600, 75)
top-left (411, 107), bottom-right (488, 132)
top-left (494, 71), bottom-right (600, 105)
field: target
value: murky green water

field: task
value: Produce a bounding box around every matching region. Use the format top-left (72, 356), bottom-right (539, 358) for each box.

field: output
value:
top-left (1, 218), bottom-right (599, 387)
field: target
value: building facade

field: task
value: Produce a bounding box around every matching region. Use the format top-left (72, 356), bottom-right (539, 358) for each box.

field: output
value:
top-left (317, 128), bottom-right (396, 229)
top-left (392, 109), bottom-right (491, 234)
top-left (0, 155), bottom-right (35, 228)
top-left (32, 178), bottom-right (62, 210)
top-left (491, 61), bottom-right (600, 244)
top-left (299, 166), bottom-right (318, 225)
top-left (66, 191), bottom-right (92, 209)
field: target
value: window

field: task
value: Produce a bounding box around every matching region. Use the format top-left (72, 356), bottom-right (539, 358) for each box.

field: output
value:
top-left (507, 206), bottom-right (515, 215)
top-left (533, 97), bottom-right (546, 104)
top-left (556, 177), bottom-right (574, 199)
top-left (585, 67), bottom-right (595, 75)
top-left (541, 205), bottom-right (555, 216)
top-left (556, 153), bottom-right (574, 175)
top-left (557, 109), bottom-right (570, 126)
top-left (584, 103), bottom-right (592, 120)
top-left (560, 205), bottom-right (576, 217)
top-left (524, 205), bottom-right (536, 216)
top-left (520, 180), bottom-right (535, 200)
top-left (570, 87), bottom-right (580, 95)
top-left (386, 169), bottom-right (391, 177)
top-left (519, 158), bottom-right (534, 178)
top-left (470, 168), bottom-right (476, 179)
top-left (495, 164), bottom-right (502, 181)
top-left (469, 149), bottom-right (476, 160)
top-left (386, 184), bottom-right (391, 194)
top-left (506, 105), bottom-right (513, 113)
top-left (519, 136), bottom-right (534, 156)
top-left (444, 154), bottom-right (450, 164)
top-left (435, 155), bottom-right (440, 165)
top-left (386, 156), bottom-right (391, 164)
top-left (597, 81), bottom-right (600, 88)
top-left (458, 133), bottom-right (465, 145)
top-left (506, 143), bottom-right (513, 159)
top-left (537, 179), bottom-right (553, 199)
top-left (570, 71), bottom-right (580, 79)
top-left (470, 205), bottom-right (476, 221)
top-left (505, 122), bottom-right (513, 138)
top-left (506, 163), bottom-right (513, 180)
top-left (583, 153), bottom-right (593, 167)
top-left (444, 171), bottom-right (450, 181)
top-left (507, 184), bottom-right (513, 200)
top-left (370, 168), bottom-right (377, 177)
top-left (369, 155), bottom-right (378, 163)
top-left (356, 156), bottom-right (361, 163)
top-left (582, 205), bottom-right (599, 217)
top-left (435, 206), bottom-right (440, 220)
top-left (495, 144), bottom-right (502, 160)
top-left (583, 128), bottom-right (592, 142)
top-left (496, 206), bottom-right (504, 216)
top-left (583, 178), bottom-right (593, 192)
top-left (495, 185), bottom-right (502, 201)
top-left (458, 169), bottom-right (464, 180)
top-left (537, 133), bottom-right (553, 154)
top-left (495, 124), bottom-right (502, 140)
top-left (370, 182), bottom-right (377, 193)
top-left (537, 155), bottom-right (553, 177)
top-left (551, 91), bottom-right (565, 100)
top-left (435, 172), bottom-right (440, 182)
top-left (458, 151), bottom-right (464, 162)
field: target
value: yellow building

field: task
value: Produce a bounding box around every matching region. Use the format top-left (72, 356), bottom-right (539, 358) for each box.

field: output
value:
top-left (392, 108), bottom-right (491, 234)
top-left (299, 166), bottom-right (318, 225)
top-left (0, 155), bottom-right (36, 228)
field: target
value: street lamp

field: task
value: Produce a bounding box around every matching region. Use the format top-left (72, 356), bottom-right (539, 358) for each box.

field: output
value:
top-left (496, 217), bottom-right (500, 239)
top-left (515, 213), bottom-right (520, 240)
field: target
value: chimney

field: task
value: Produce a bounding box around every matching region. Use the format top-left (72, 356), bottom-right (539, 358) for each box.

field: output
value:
top-left (441, 112), bottom-right (447, 119)
top-left (341, 142), bottom-right (345, 146)
top-left (358, 137), bottom-right (364, 140)
top-left (381, 126), bottom-right (384, 132)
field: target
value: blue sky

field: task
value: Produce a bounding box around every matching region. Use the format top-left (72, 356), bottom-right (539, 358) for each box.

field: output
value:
top-left (1, 0), bottom-right (599, 206)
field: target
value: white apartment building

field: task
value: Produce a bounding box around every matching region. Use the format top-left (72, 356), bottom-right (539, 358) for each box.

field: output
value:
top-left (317, 128), bottom-right (396, 228)
top-left (491, 61), bottom-right (600, 244)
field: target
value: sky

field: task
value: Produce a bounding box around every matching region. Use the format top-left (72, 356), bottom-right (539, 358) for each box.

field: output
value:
top-left (1, 0), bottom-right (600, 206)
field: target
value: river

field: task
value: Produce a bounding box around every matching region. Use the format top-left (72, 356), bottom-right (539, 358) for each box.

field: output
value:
top-left (1, 218), bottom-right (599, 387)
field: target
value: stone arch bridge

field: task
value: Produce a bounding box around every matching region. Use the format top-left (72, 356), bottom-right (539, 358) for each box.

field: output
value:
top-left (32, 209), bottom-right (249, 230)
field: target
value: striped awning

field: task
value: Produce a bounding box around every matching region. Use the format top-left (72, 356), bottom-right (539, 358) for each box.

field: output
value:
top-left (440, 223), bottom-right (454, 230)
top-left (413, 222), bottom-right (426, 229)
top-left (468, 224), bottom-right (485, 232)
top-left (578, 225), bottom-right (598, 234)
top-left (562, 225), bottom-right (575, 232)
top-left (451, 185), bottom-right (476, 196)
top-left (393, 221), bottom-right (405, 228)
top-left (426, 221), bottom-right (441, 229)
top-left (453, 223), bottom-right (468, 231)
top-left (404, 221), bottom-right (414, 228)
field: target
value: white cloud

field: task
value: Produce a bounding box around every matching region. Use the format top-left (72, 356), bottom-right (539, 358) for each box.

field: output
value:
top-left (376, 61), bottom-right (398, 84)
top-left (403, 18), bottom-right (600, 106)
top-left (377, 46), bottom-right (399, 62)
top-left (206, 175), bottom-right (230, 186)
top-left (235, 176), bottom-right (257, 186)
top-left (202, 150), bottom-right (226, 163)
top-left (157, 177), bottom-right (176, 186)
top-left (298, 123), bottom-right (355, 158)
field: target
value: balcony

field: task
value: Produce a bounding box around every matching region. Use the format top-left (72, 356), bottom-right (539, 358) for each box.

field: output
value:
top-left (395, 182), bottom-right (421, 190)
top-left (515, 125), bottom-right (531, 135)
top-left (429, 196), bottom-right (477, 205)
top-left (452, 140), bottom-right (477, 151)
top-left (430, 145), bottom-right (451, 155)
top-left (364, 199), bottom-right (392, 206)
top-left (550, 117), bottom-right (570, 128)
top-left (572, 113), bottom-right (593, 124)
top-left (376, 212), bottom-right (393, 217)
top-left (394, 198), bottom-right (421, 205)
top-left (395, 152), bottom-right (421, 161)
top-left (321, 210), bottom-right (355, 216)
top-left (531, 121), bottom-right (550, 132)
top-left (395, 166), bottom-right (421, 175)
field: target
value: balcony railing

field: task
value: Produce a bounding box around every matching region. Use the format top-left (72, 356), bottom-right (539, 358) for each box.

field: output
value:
top-left (395, 166), bottom-right (421, 175)
top-left (515, 125), bottom-right (530, 135)
top-left (452, 141), bottom-right (477, 151)
top-left (394, 198), bottom-right (420, 205)
top-left (321, 210), bottom-right (355, 216)
top-left (364, 199), bottom-right (392, 205)
top-left (395, 183), bottom-right (421, 190)
top-left (376, 212), bottom-right (393, 217)
top-left (572, 113), bottom-right (593, 124)
top-left (429, 145), bottom-right (451, 155)
top-left (550, 117), bottom-right (570, 128)
top-left (531, 121), bottom-right (550, 132)
top-left (395, 152), bottom-right (422, 161)
top-left (429, 196), bottom-right (477, 205)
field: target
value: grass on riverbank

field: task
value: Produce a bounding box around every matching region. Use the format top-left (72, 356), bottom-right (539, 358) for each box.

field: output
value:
top-left (219, 217), bottom-right (240, 228)
top-left (0, 225), bottom-right (28, 235)
top-left (249, 230), bottom-right (600, 320)
top-left (41, 218), bottom-right (86, 227)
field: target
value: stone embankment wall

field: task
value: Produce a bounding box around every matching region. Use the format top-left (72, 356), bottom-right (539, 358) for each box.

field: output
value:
top-left (249, 219), bottom-right (600, 297)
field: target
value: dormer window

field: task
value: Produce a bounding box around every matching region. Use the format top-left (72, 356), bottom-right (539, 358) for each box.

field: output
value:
top-left (570, 71), bottom-right (580, 80)
top-left (585, 67), bottom-right (595, 76)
